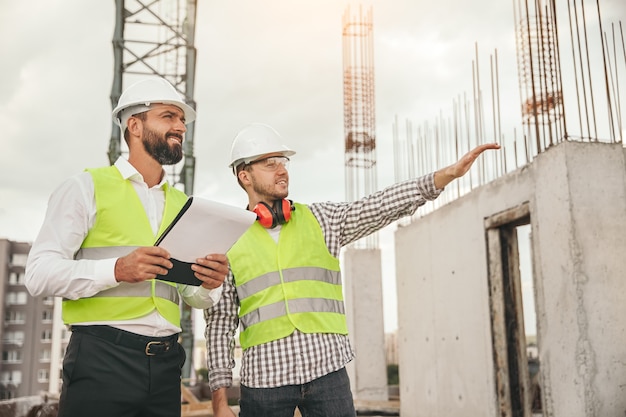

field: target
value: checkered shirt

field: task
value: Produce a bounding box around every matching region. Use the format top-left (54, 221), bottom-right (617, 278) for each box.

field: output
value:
top-left (204, 173), bottom-right (441, 389)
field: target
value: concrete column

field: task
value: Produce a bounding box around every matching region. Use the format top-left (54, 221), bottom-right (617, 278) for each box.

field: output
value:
top-left (531, 142), bottom-right (626, 417)
top-left (343, 247), bottom-right (388, 401)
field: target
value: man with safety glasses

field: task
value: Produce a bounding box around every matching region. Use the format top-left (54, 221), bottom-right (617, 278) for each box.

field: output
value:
top-left (205, 122), bottom-right (499, 417)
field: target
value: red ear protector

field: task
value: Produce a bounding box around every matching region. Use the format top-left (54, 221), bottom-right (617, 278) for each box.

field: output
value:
top-left (253, 199), bottom-right (295, 228)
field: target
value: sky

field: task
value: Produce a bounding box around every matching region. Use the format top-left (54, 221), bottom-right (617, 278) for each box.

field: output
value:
top-left (1, 0), bottom-right (624, 334)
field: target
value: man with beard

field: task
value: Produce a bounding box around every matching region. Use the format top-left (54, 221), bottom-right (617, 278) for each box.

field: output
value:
top-left (25, 77), bottom-right (229, 417)
top-left (205, 123), bottom-right (500, 417)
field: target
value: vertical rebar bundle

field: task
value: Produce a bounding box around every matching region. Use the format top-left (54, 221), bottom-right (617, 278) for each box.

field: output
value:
top-left (513, 0), bottom-right (624, 145)
top-left (393, 0), bottom-right (625, 226)
top-left (342, 5), bottom-right (378, 249)
top-left (514, 0), bottom-right (566, 153)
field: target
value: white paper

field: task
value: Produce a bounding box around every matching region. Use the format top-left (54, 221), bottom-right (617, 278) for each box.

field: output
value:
top-left (156, 196), bottom-right (256, 262)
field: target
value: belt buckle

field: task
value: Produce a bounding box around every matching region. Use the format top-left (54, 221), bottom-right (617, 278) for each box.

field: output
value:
top-left (145, 341), bottom-right (168, 356)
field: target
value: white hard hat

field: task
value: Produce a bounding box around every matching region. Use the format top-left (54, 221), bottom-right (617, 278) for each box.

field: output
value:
top-left (112, 77), bottom-right (196, 131)
top-left (228, 123), bottom-right (296, 173)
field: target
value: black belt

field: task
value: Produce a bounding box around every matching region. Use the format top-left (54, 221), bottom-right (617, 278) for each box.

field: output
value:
top-left (71, 325), bottom-right (179, 356)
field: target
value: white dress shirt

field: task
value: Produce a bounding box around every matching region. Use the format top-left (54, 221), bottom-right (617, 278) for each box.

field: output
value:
top-left (25, 157), bottom-right (222, 337)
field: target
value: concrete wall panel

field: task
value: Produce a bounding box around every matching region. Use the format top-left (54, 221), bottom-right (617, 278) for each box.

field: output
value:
top-left (396, 142), bottom-right (626, 416)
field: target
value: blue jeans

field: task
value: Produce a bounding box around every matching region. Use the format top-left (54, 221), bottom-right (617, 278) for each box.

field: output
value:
top-left (239, 367), bottom-right (356, 417)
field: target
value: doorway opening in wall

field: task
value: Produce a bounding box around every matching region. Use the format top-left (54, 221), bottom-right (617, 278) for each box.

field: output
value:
top-left (485, 202), bottom-right (543, 417)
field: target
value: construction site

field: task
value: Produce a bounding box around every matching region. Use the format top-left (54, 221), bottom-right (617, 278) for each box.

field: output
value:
top-left (0, 0), bottom-right (625, 416)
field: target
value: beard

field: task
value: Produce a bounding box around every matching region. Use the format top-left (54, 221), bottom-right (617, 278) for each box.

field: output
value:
top-left (250, 173), bottom-right (289, 201)
top-left (142, 126), bottom-right (183, 165)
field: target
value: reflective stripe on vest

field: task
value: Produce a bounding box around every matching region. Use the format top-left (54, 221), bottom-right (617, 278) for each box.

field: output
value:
top-left (240, 297), bottom-right (345, 330)
top-left (75, 247), bottom-right (178, 303)
top-left (236, 267), bottom-right (341, 300)
top-left (77, 279), bottom-right (179, 304)
top-left (228, 203), bottom-right (348, 350)
top-left (62, 166), bottom-right (187, 326)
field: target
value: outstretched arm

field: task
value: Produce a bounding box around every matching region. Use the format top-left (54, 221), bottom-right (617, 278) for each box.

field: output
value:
top-left (433, 143), bottom-right (501, 190)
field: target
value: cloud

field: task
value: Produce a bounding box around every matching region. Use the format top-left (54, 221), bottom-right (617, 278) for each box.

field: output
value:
top-left (3, 0), bottom-right (622, 332)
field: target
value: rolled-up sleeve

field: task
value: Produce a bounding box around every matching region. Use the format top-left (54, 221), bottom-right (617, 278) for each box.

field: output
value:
top-left (179, 284), bottom-right (223, 309)
top-left (204, 271), bottom-right (239, 391)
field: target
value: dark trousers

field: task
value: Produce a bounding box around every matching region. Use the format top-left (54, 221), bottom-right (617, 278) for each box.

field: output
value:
top-left (239, 367), bottom-right (356, 417)
top-left (57, 326), bottom-right (185, 417)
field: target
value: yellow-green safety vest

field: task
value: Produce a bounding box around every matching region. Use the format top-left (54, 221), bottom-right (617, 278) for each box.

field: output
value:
top-left (62, 166), bottom-right (187, 327)
top-left (228, 203), bottom-right (348, 350)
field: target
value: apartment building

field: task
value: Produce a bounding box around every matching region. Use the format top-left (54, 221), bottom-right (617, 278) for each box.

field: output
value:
top-left (0, 239), bottom-right (65, 399)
